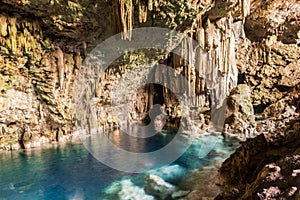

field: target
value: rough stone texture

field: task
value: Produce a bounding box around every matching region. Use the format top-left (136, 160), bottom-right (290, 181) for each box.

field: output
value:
top-left (224, 84), bottom-right (255, 135)
top-left (245, 0), bottom-right (300, 44)
top-left (104, 179), bottom-right (155, 200)
top-left (216, 0), bottom-right (300, 194)
top-left (0, 0), bottom-right (196, 47)
top-left (0, 0), bottom-right (112, 51)
top-left (237, 0), bottom-right (300, 118)
top-left (243, 37), bottom-right (300, 115)
top-left (217, 117), bottom-right (300, 199)
top-left (179, 166), bottom-right (222, 200)
top-left (0, 14), bottom-right (77, 150)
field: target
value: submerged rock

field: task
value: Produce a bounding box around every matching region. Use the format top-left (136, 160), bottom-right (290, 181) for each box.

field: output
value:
top-left (146, 164), bottom-right (186, 183)
top-left (105, 179), bottom-right (155, 200)
top-left (145, 174), bottom-right (177, 200)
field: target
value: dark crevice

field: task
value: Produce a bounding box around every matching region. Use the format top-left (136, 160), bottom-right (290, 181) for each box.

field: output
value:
top-left (254, 103), bottom-right (270, 114)
top-left (151, 84), bottom-right (165, 106)
top-left (237, 73), bottom-right (246, 84)
top-left (276, 85), bottom-right (292, 92)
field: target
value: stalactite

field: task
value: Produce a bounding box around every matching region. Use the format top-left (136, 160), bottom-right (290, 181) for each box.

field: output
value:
top-left (188, 36), bottom-right (194, 97)
top-left (8, 18), bottom-right (17, 53)
top-left (228, 30), bottom-right (238, 90)
top-left (111, 1), bottom-right (121, 34)
top-left (131, 3), bottom-right (240, 121)
top-left (0, 15), bottom-right (8, 37)
top-left (23, 28), bottom-right (30, 53)
top-left (265, 35), bottom-right (276, 64)
top-left (138, 1), bottom-right (147, 23)
top-left (195, 17), bottom-right (208, 104)
top-left (82, 41), bottom-right (87, 58)
top-left (180, 37), bottom-right (189, 95)
top-left (148, 0), bottom-right (153, 11)
top-left (56, 47), bottom-right (64, 90)
top-left (74, 51), bottom-right (82, 70)
top-left (119, 0), bottom-right (133, 40)
top-left (225, 13), bottom-right (233, 95)
top-left (120, 0), bottom-right (127, 39)
top-left (148, 84), bottom-right (154, 108)
top-left (62, 54), bottom-right (71, 100)
top-left (190, 67), bottom-right (196, 99)
top-left (242, 0), bottom-right (250, 19)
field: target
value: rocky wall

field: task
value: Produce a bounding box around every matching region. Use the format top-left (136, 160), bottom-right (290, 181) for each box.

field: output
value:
top-left (216, 0), bottom-right (300, 198)
top-left (217, 116), bottom-right (300, 199)
top-left (0, 13), bottom-right (84, 150)
top-left (0, 0), bottom-right (200, 150)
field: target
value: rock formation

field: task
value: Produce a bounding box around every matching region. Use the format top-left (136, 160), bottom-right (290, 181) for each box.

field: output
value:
top-left (215, 0), bottom-right (300, 198)
top-left (0, 0), bottom-right (299, 199)
top-left (0, 0), bottom-right (251, 148)
top-left (217, 117), bottom-right (300, 199)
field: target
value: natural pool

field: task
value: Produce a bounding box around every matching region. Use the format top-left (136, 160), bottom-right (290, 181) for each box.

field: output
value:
top-left (0, 130), bottom-right (239, 200)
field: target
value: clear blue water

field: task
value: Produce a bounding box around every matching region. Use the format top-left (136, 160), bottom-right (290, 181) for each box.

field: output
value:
top-left (0, 131), bottom-right (239, 200)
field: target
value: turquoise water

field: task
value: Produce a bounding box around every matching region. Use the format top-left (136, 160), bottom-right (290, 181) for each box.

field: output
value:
top-left (0, 131), bottom-right (239, 200)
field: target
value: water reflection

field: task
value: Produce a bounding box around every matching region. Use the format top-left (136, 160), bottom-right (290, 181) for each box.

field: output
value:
top-left (102, 127), bottom-right (176, 153)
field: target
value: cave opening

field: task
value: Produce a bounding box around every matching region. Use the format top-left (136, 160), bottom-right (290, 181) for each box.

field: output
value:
top-left (142, 83), bottom-right (181, 128)
top-left (148, 83), bottom-right (165, 106)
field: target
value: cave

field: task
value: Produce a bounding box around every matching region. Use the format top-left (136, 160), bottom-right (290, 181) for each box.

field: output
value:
top-left (0, 0), bottom-right (299, 200)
